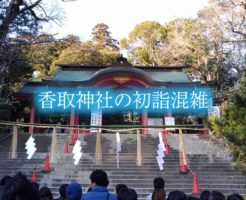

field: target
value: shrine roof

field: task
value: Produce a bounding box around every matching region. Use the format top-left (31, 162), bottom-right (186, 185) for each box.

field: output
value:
top-left (53, 65), bottom-right (191, 83)
top-left (15, 64), bottom-right (204, 96)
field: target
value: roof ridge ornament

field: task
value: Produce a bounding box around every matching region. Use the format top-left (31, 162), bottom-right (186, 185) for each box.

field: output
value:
top-left (112, 54), bottom-right (132, 67)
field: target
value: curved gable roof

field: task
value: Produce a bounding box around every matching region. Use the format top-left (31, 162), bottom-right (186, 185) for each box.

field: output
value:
top-left (53, 66), bottom-right (191, 84)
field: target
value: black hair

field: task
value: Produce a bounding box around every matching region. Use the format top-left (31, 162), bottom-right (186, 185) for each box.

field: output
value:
top-left (209, 191), bottom-right (225, 200)
top-left (59, 184), bottom-right (69, 198)
top-left (153, 177), bottom-right (165, 189)
top-left (0, 176), bottom-right (12, 186)
top-left (40, 186), bottom-right (54, 200)
top-left (117, 188), bottom-right (138, 200)
top-left (116, 184), bottom-right (128, 195)
top-left (200, 191), bottom-right (211, 200)
top-left (89, 169), bottom-right (109, 187)
top-left (0, 172), bottom-right (40, 200)
top-left (227, 194), bottom-right (244, 200)
top-left (167, 191), bottom-right (187, 200)
top-left (187, 196), bottom-right (200, 200)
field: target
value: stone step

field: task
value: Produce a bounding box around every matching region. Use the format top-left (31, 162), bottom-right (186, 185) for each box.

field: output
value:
top-left (0, 133), bottom-right (245, 197)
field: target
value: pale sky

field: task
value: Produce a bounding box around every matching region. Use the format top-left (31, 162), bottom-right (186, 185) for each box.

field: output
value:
top-left (44, 0), bottom-right (208, 41)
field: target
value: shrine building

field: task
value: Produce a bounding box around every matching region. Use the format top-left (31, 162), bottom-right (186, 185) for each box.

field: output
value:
top-left (15, 60), bottom-right (212, 134)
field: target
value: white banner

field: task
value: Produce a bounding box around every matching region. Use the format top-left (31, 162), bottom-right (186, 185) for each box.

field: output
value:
top-left (90, 109), bottom-right (102, 133)
top-left (165, 117), bottom-right (175, 131)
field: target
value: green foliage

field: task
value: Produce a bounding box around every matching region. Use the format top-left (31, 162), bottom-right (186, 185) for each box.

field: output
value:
top-left (207, 108), bottom-right (246, 171)
top-left (23, 34), bottom-right (80, 75)
top-left (50, 23), bottom-right (120, 73)
top-left (232, 76), bottom-right (246, 107)
top-left (207, 74), bottom-right (246, 171)
top-left (92, 23), bottom-right (119, 51)
top-left (121, 21), bottom-right (170, 66)
top-left (0, 42), bottom-right (33, 98)
top-left (123, 16), bottom-right (245, 98)
top-left (50, 41), bottom-right (119, 73)
top-left (220, 106), bottom-right (246, 144)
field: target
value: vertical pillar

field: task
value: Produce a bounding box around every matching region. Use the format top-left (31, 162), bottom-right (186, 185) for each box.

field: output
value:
top-left (36, 113), bottom-right (41, 133)
top-left (75, 112), bottom-right (79, 135)
top-left (141, 111), bottom-right (148, 134)
top-left (29, 105), bottom-right (35, 134)
top-left (136, 129), bottom-right (142, 166)
top-left (70, 109), bottom-right (75, 134)
top-left (95, 129), bottom-right (102, 165)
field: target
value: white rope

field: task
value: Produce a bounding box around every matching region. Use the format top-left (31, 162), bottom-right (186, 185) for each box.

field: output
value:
top-left (0, 121), bottom-right (209, 135)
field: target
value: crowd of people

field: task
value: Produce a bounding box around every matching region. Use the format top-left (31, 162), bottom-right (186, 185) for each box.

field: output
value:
top-left (0, 170), bottom-right (244, 200)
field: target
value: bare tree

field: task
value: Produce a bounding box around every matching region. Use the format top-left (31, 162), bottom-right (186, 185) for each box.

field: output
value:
top-left (0, 0), bottom-right (63, 102)
top-left (0, 0), bottom-right (62, 42)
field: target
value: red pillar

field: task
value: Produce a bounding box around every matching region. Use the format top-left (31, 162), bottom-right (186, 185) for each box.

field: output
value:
top-left (29, 105), bottom-right (35, 134)
top-left (35, 114), bottom-right (41, 133)
top-left (70, 109), bottom-right (75, 134)
top-left (75, 113), bottom-right (79, 137)
top-left (141, 111), bottom-right (148, 134)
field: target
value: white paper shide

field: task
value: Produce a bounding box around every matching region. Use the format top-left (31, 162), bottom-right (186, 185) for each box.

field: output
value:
top-left (156, 132), bottom-right (166, 170)
top-left (72, 140), bottom-right (82, 165)
top-left (25, 135), bottom-right (37, 160)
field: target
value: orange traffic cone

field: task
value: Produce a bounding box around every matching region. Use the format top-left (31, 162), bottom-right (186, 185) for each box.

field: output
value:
top-left (43, 155), bottom-right (51, 173)
top-left (180, 157), bottom-right (188, 174)
top-left (192, 173), bottom-right (200, 194)
top-left (64, 141), bottom-right (69, 154)
top-left (70, 134), bottom-right (75, 145)
top-left (32, 169), bottom-right (37, 182)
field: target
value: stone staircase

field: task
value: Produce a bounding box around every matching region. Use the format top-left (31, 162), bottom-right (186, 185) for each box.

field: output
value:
top-left (0, 131), bottom-right (246, 199)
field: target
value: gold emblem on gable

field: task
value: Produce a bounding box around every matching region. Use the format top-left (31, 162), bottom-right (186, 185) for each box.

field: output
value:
top-left (113, 77), bottom-right (130, 84)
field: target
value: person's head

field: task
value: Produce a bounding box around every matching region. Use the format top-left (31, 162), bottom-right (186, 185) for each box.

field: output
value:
top-left (40, 186), bottom-right (53, 200)
top-left (59, 184), bottom-right (68, 198)
top-left (200, 191), bottom-right (211, 200)
top-left (227, 194), bottom-right (244, 200)
top-left (117, 188), bottom-right (138, 200)
top-left (0, 176), bottom-right (12, 186)
top-left (167, 191), bottom-right (187, 200)
top-left (151, 177), bottom-right (166, 200)
top-left (209, 191), bottom-right (225, 200)
top-left (116, 184), bottom-right (128, 195)
top-left (66, 182), bottom-right (82, 200)
top-left (153, 177), bottom-right (165, 189)
top-left (89, 169), bottom-right (109, 187)
top-left (0, 172), bottom-right (40, 200)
